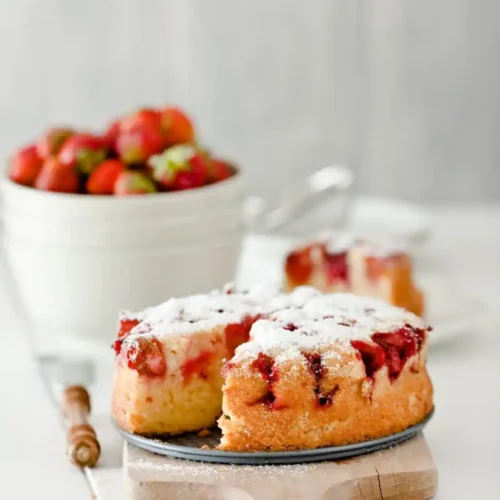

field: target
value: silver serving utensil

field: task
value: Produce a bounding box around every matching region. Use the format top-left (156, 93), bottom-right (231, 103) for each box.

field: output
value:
top-left (244, 164), bottom-right (353, 234)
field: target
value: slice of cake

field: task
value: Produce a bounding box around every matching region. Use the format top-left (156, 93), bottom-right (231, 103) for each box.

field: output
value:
top-left (218, 291), bottom-right (432, 451)
top-left (284, 233), bottom-right (424, 316)
top-left (111, 285), bottom-right (274, 435)
top-left (111, 287), bottom-right (433, 451)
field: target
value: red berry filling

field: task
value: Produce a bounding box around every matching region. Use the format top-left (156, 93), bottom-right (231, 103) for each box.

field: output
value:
top-left (350, 340), bottom-right (386, 378)
top-left (224, 315), bottom-right (260, 357)
top-left (124, 337), bottom-right (166, 377)
top-left (324, 250), bottom-right (349, 285)
top-left (304, 352), bottom-right (339, 407)
top-left (112, 339), bottom-right (123, 355)
top-left (251, 353), bottom-right (284, 410)
top-left (285, 248), bottom-right (313, 284)
top-left (181, 350), bottom-right (213, 383)
top-left (118, 318), bottom-right (140, 339)
top-left (372, 327), bottom-right (425, 381)
top-left (112, 318), bottom-right (141, 355)
top-left (252, 353), bottom-right (278, 384)
top-left (351, 326), bottom-right (425, 381)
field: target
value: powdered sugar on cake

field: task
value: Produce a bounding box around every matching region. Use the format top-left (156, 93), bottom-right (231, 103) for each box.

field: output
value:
top-left (232, 291), bottom-right (426, 363)
top-left (120, 283), bottom-right (427, 365)
top-left (120, 285), bottom-right (280, 347)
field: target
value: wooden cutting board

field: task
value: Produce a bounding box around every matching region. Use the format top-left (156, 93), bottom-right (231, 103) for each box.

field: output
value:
top-left (124, 435), bottom-right (438, 499)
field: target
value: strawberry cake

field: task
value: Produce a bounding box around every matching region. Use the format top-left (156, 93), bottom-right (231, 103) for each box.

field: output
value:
top-left (111, 286), bottom-right (433, 451)
top-left (284, 233), bottom-right (424, 316)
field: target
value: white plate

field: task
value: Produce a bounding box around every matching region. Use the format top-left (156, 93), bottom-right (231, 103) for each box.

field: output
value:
top-left (237, 233), bottom-right (478, 346)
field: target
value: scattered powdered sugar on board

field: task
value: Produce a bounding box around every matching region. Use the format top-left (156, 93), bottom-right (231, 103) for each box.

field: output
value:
top-left (131, 450), bottom-right (321, 483)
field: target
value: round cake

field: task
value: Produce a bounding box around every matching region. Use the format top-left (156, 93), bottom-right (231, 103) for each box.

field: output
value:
top-left (111, 286), bottom-right (433, 451)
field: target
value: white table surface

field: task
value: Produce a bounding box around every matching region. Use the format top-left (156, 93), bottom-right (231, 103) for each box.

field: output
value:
top-left (1, 202), bottom-right (499, 500)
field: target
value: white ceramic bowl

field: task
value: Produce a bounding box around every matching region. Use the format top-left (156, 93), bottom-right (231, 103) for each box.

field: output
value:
top-left (0, 172), bottom-right (245, 343)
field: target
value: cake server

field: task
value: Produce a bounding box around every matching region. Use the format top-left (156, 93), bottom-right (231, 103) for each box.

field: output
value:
top-left (244, 164), bottom-right (354, 234)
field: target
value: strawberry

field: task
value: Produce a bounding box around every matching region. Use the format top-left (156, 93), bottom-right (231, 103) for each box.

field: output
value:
top-left (116, 124), bottom-right (164, 164)
top-left (104, 119), bottom-right (121, 151)
top-left (160, 107), bottom-right (195, 147)
top-left (206, 158), bottom-right (234, 183)
top-left (86, 159), bottom-right (126, 195)
top-left (58, 133), bottom-right (108, 174)
top-left (120, 108), bottom-right (162, 133)
top-left (149, 144), bottom-right (206, 191)
top-left (113, 170), bottom-right (158, 195)
top-left (8, 145), bottom-right (43, 186)
top-left (36, 127), bottom-right (74, 158)
top-left (34, 157), bottom-right (80, 193)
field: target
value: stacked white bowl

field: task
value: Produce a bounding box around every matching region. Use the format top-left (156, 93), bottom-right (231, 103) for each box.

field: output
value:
top-left (0, 171), bottom-right (245, 343)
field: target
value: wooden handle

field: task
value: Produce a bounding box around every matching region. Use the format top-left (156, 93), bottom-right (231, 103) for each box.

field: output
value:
top-left (62, 385), bottom-right (100, 468)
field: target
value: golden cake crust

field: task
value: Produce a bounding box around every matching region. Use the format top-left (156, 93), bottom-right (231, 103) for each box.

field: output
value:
top-left (218, 346), bottom-right (432, 451)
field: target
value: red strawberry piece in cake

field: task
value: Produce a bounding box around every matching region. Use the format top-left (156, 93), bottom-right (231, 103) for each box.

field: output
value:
top-left (252, 353), bottom-right (278, 384)
top-left (113, 171), bottom-right (157, 195)
top-left (116, 124), bottom-right (164, 164)
top-left (181, 350), bottom-right (214, 384)
top-left (34, 157), bottom-right (80, 193)
top-left (8, 145), bottom-right (43, 186)
top-left (224, 315), bottom-right (260, 357)
top-left (87, 159), bottom-right (126, 194)
top-left (250, 353), bottom-right (286, 410)
top-left (304, 352), bottom-right (340, 407)
top-left (112, 319), bottom-right (140, 355)
top-left (160, 107), bottom-right (195, 147)
top-left (149, 144), bottom-right (206, 191)
top-left (118, 318), bottom-right (140, 339)
top-left (350, 340), bottom-right (386, 378)
top-left (285, 247), bottom-right (314, 285)
top-left (36, 127), bottom-right (74, 158)
top-left (372, 327), bottom-right (421, 380)
top-left (124, 337), bottom-right (166, 377)
top-left (58, 133), bottom-right (109, 174)
top-left (324, 250), bottom-right (349, 284)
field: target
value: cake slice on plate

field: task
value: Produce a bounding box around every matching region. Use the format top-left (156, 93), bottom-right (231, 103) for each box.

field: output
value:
top-left (111, 286), bottom-right (273, 435)
top-left (284, 233), bottom-right (424, 316)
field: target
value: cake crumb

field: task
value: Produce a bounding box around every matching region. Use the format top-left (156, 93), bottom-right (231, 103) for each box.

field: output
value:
top-left (201, 444), bottom-right (211, 450)
top-left (198, 428), bottom-right (211, 438)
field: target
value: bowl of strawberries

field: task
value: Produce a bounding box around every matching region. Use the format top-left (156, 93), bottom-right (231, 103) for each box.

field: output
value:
top-left (1, 107), bottom-right (244, 342)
